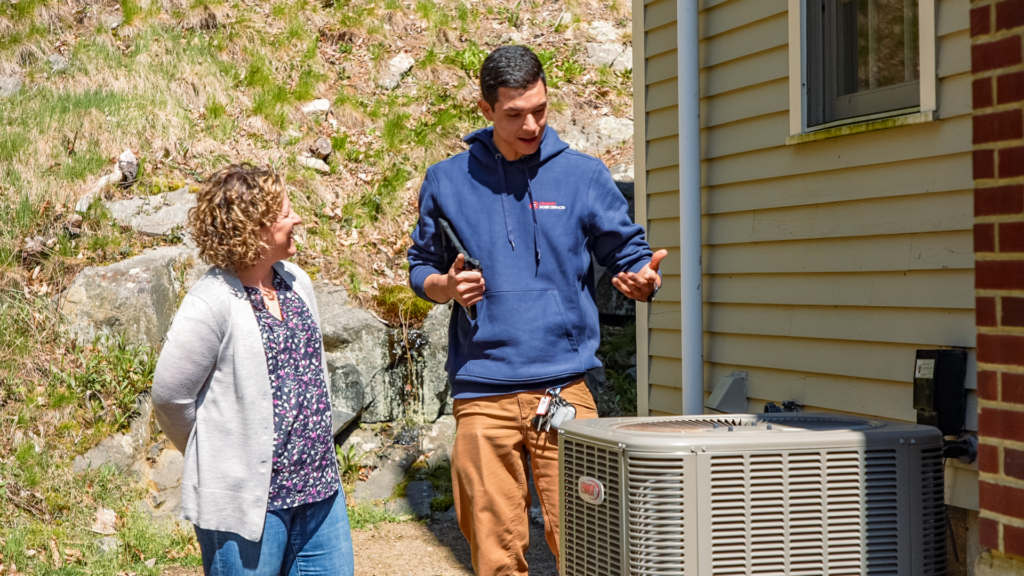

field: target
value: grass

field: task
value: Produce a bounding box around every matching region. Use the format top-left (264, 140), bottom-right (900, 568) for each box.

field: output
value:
top-left (445, 41), bottom-right (488, 77)
top-left (347, 502), bottom-right (405, 530)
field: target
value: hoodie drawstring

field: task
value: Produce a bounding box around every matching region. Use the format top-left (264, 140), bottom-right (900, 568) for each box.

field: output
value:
top-left (495, 154), bottom-right (542, 262)
top-left (495, 156), bottom-right (515, 250)
top-left (525, 166), bottom-right (541, 262)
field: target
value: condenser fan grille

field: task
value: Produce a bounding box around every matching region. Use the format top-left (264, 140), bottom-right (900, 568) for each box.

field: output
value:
top-left (626, 454), bottom-right (689, 575)
top-left (707, 450), bottom-right (901, 576)
top-left (616, 415), bottom-right (876, 433)
top-left (920, 448), bottom-right (947, 575)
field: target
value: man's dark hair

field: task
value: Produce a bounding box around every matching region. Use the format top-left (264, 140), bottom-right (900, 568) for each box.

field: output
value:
top-left (480, 45), bottom-right (547, 107)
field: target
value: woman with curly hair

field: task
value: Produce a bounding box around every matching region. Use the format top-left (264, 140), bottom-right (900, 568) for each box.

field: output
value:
top-left (152, 164), bottom-right (354, 576)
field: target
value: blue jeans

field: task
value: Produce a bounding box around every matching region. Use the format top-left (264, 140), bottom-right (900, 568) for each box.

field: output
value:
top-left (194, 488), bottom-right (354, 576)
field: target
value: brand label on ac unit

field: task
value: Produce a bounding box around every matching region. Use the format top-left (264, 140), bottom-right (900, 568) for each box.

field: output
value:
top-left (915, 358), bottom-right (936, 379)
top-left (578, 476), bottom-right (605, 505)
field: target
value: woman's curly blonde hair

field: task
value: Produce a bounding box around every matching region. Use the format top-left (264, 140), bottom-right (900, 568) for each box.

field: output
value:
top-left (188, 164), bottom-right (286, 271)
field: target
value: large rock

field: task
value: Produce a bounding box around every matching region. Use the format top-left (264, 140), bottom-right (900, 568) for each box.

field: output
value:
top-left (73, 394), bottom-right (152, 474)
top-left (561, 116), bottom-right (635, 156)
top-left (352, 452), bottom-right (408, 503)
top-left (104, 187), bottom-right (195, 237)
top-left (588, 21), bottom-right (620, 42)
top-left (418, 305), bottom-right (452, 420)
top-left (316, 282), bottom-right (388, 431)
top-left (61, 245), bottom-right (197, 347)
top-left (420, 415), bottom-right (456, 466)
top-left (378, 53), bottom-right (415, 90)
top-left (148, 449), bottom-right (184, 492)
top-left (586, 43), bottom-right (632, 71)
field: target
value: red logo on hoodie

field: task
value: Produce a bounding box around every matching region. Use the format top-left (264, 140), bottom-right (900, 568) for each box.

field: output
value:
top-left (531, 201), bottom-right (566, 210)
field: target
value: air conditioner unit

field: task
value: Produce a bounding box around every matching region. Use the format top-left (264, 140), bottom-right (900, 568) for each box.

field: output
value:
top-left (558, 413), bottom-right (945, 576)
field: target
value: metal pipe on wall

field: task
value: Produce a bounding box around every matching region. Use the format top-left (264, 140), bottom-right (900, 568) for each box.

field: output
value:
top-left (676, 0), bottom-right (704, 415)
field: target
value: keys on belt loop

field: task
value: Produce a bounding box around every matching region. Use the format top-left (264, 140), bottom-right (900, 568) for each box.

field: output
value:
top-left (534, 387), bottom-right (575, 432)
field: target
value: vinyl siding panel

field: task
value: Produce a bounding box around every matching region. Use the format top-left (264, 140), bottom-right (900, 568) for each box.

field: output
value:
top-left (703, 153), bottom-right (973, 214)
top-left (642, 0), bottom-right (683, 416)
top-left (639, 0), bottom-right (972, 430)
top-left (704, 190), bottom-right (973, 243)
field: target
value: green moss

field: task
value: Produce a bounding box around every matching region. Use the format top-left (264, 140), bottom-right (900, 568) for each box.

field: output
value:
top-left (373, 285), bottom-right (432, 324)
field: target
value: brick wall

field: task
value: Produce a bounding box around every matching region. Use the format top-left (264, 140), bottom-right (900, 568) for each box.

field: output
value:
top-left (973, 0), bottom-right (1024, 569)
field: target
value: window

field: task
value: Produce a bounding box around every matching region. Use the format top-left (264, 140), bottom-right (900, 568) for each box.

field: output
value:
top-left (805, 0), bottom-right (921, 127)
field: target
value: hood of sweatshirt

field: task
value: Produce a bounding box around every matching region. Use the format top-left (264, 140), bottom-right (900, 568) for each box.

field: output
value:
top-left (463, 125), bottom-right (569, 262)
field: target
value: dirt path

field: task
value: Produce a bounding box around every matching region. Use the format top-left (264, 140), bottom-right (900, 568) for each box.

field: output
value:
top-left (162, 518), bottom-right (558, 576)
top-left (353, 518), bottom-right (557, 576)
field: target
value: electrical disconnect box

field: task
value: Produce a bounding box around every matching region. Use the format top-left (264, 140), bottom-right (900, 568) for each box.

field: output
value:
top-left (913, 349), bottom-right (968, 437)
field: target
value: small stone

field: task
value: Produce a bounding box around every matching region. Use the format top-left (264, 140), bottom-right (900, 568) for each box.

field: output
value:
top-left (0, 76), bottom-right (22, 99)
top-left (278, 129), bottom-right (302, 146)
top-left (378, 53), bottom-right (415, 90)
top-left (103, 14), bottom-right (124, 29)
top-left (608, 163), bottom-right (634, 183)
top-left (588, 21), bottom-right (620, 42)
top-left (48, 54), bottom-right (68, 73)
top-left (302, 99), bottom-right (331, 114)
top-left (529, 506), bottom-right (545, 526)
top-left (22, 236), bottom-right (45, 259)
top-left (499, 32), bottom-right (524, 44)
top-left (96, 536), bottom-right (120, 556)
top-left (118, 150), bottom-right (139, 185)
top-left (405, 480), bottom-right (435, 517)
top-left (385, 498), bottom-right (415, 516)
top-left (297, 156), bottom-right (331, 174)
top-left (92, 507), bottom-right (117, 535)
top-left (311, 136), bottom-right (333, 160)
top-left (437, 506), bottom-right (457, 522)
top-left (66, 214), bottom-right (84, 234)
top-left (144, 558), bottom-right (157, 568)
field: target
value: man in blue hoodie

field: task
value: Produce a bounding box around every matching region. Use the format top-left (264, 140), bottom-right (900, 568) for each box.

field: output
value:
top-left (408, 45), bottom-right (665, 575)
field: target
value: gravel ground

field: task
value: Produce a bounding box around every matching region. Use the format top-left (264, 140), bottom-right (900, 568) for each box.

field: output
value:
top-left (161, 517), bottom-right (557, 576)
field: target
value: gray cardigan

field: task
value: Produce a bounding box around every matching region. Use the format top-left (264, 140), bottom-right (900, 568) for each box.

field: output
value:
top-left (152, 261), bottom-right (333, 541)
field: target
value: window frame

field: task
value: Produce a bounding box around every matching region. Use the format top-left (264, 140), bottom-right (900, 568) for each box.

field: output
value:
top-left (789, 0), bottom-right (936, 138)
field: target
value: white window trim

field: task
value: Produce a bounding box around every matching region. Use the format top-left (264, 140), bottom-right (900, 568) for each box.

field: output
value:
top-left (788, 0), bottom-right (937, 138)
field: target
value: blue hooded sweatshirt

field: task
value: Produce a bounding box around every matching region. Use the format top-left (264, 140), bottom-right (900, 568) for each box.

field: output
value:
top-left (408, 126), bottom-right (654, 398)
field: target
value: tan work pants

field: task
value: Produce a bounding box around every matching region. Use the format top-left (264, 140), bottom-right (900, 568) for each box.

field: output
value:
top-left (451, 380), bottom-right (598, 575)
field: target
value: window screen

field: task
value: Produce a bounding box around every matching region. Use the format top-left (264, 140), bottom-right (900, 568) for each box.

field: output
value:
top-left (807, 0), bottom-right (921, 127)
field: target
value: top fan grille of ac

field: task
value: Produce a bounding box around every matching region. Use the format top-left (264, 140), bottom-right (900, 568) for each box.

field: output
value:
top-left (614, 414), bottom-right (879, 433)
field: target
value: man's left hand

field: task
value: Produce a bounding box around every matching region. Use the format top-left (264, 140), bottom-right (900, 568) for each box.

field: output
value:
top-left (612, 250), bottom-right (667, 301)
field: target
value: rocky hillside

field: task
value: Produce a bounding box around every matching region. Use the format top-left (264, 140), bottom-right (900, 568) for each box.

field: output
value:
top-left (1, 0), bottom-right (635, 316)
top-left (0, 0), bottom-right (635, 572)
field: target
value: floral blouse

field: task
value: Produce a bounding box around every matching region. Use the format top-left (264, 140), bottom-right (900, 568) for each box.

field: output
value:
top-left (244, 270), bottom-right (339, 510)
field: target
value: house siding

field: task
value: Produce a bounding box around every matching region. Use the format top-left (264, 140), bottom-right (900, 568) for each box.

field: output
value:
top-left (637, 0), bottom-right (976, 447)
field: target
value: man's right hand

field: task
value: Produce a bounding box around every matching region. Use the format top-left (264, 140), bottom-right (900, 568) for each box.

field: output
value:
top-left (424, 254), bottom-right (485, 306)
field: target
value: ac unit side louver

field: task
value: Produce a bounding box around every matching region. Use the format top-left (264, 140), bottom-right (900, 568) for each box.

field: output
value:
top-left (559, 413), bottom-right (945, 576)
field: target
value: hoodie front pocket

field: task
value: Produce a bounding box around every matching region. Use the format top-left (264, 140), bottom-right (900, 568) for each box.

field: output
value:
top-left (463, 290), bottom-right (584, 381)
